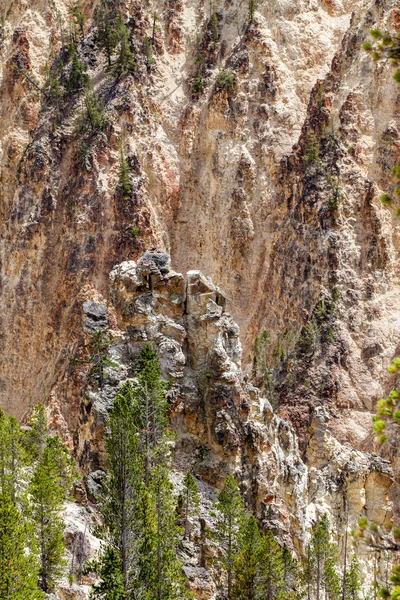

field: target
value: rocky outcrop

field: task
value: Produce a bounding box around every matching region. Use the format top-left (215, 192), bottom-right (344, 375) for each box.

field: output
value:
top-left (71, 251), bottom-right (392, 597)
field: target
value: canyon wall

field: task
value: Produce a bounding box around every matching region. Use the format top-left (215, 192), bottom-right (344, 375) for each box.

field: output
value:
top-left (1, 0), bottom-right (400, 595)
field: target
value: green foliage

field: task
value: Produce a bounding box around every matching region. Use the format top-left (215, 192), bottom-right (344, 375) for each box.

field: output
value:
top-left (24, 404), bottom-right (48, 461)
top-left (94, 1), bottom-right (119, 67)
top-left (364, 30), bottom-right (400, 207)
top-left (258, 530), bottom-right (286, 599)
top-left (298, 296), bottom-right (336, 355)
top-left (305, 515), bottom-right (341, 600)
top-left (89, 546), bottom-right (125, 600)
top-left (118, 146), bottom-right (132, 201)
top-left (114, 16), bottom-right (136, 77)
top-left (248, 0), bottom-right (257, 23)
top-left (345, 555), bottom-right (361, 600)
top-left (210, 12), bottom-right (219, 43)
top-left (92, 346), bottom-right (191, 599)
top-left (69, 1), bottom-right (85, 38)
top-left (232, 515), bottom-right (262, 600)
top-left (305, 131), bottom-right (320, 165)
top-left (0, 406), bottom-right (75, 597)
top-left (85, 329), bottom-right (117, 389)
top-left (67, 45), bottom-right (88, 93)
top-left (213, 475), bottom-right (244, 598)
top-left (192, 72), bottom-right (205, 94)
top-left (150, 466), bottom-right (192, 599)
top-left (182, 472), bottom-right (200, 539)
top-left (215, 69), bottom-right (236, 93)
top-left (44, 58), bottom-right (65, 104)
top-left (29, 436), bottom-right (75, 592)
top-left (0, 492), bottom-right (43, 599)
top-left (143, 37), bottom-right (155, 68)
top-left (0, 411), bottom-right (26, 500)
top-left (381, 194), bottom-right (393, 206)
top-left (252, 330), bottom-right (274, 396)
top-left (131, 225), bottom-right (140, 239)
top-left (326, 174), bottom-right (343, 211)
top-left (74, 89), bottom-right (108, 135)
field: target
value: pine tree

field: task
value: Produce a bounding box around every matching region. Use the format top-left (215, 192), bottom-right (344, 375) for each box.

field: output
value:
top-left (258, 529), bottom-right (284, 600)
top-left (210, 12), bottom-right (219, 43)
top-left (113, 16), bottom-right (136, 77)
top-left (213, 475), bottom-right (244, 599)
top-left (232, 515), bottom-right (262, 600)
top-left (75, 88), bottom-right (107, 134)
top-left (150, 466), bottom-right (191, 600)
top-left (135, 486), bottom-right (158, 597)
top-left (100, 381), bottom-right (142, 593)
top-left (87, 329), bottom-right (117, 390)
top-left (94, 348), bottom-right (191, 599)
top-left (0, 491), bottom-right (43, 599)
top-left (24, 404), bottom-right (48, 461)
top-left (143, 37), bottom-right (155, 69)
top-left (89, 546), bottom-right (125, 600)
top-left (182, 472), bottom-right (200, 539)
top-left (29, 436), bottom-right (75, 593)
top-left (307, 515), bottom-right (341, 600)
top-left (0, 411), bottom-right (25, 500)
top-left (282, 547), bottom-right (301, 600)
top-left (249, 0), bottom-right (257, 23)
top-left (345, 555), bottom-right (361, 600)
top-left (67, 44), bottom-right (88, 93)
top-left (94, 1), bottom-right (119, 67)
top-left (134, 346), bottom-right (170, 483)
top-left (69, 1), bottom-right (85, 38)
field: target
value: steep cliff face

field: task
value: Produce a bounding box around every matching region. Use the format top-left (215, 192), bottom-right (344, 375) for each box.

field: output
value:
top-left (1, 0), bottom-right (400, 594)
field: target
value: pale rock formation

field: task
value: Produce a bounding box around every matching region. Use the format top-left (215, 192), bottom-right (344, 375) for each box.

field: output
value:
top-left (69, 253), bottom-right (393, 597)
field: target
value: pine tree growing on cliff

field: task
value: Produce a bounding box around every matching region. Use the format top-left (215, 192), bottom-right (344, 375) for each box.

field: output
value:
top-left (29, 435), bottom-right (75, 593)
top-left (24, 403), bottom-right (48, 461)
top-left (113, 16), bottom-right (136, 78)
top-left (0, 492), bottom-right (43, 600)
top-left (282, 547), bottom-right (301, 600)
top-left (150, 466), bottom-right (192, 600)
top-left (67, 45), bottom-right (88, 93)
top-left (345, 555), bottom-right (361, 600)
top-left (94, 347), bottom-right (191, 598)
top-left (0, 411), bottom-right (43, 599)
top-left (69, 1), bottom-right (85, 38)
top-left (94, 1), bottom-right (119, 67)
top-left (248, 0), bottom-right (257, 23)
top-left (88, 546), bottom-right (125, 600)
top-left (133, 345), bottom-right (171, 484)
top-left (213, 475), bottom-right (244, 599)
top-left (232, 515), bottom-right (262, 600)
top-left (306, 515), bottom-right (341, 600)
top-left (0, 410), bottom-right (26, 500)
top-left (99, 381), bottom-right (142, 593)
top-left (258, 529), bottom-right (285, 600)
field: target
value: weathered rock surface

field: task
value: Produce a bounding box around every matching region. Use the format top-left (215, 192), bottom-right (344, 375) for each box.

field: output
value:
top-left (69, 253), bottom-right (392, 597)
top-left (1, 0), bottom-right (400, 595)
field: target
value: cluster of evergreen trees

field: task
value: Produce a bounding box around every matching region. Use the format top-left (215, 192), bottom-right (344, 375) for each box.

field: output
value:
top-left (210, 478), bottom-right (363, 600)
top-left (90, 345), bottom-right (367, 600)
top-left (0, 404), bottom-right (75, 598)
top-left (89, 346), bottom-right (191, 599)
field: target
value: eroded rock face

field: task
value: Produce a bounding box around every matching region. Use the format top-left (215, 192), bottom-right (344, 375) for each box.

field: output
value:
top-left (73, 253), bottom-right (392, 597)
top-left (0, 0), bottom-right (399, 595)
